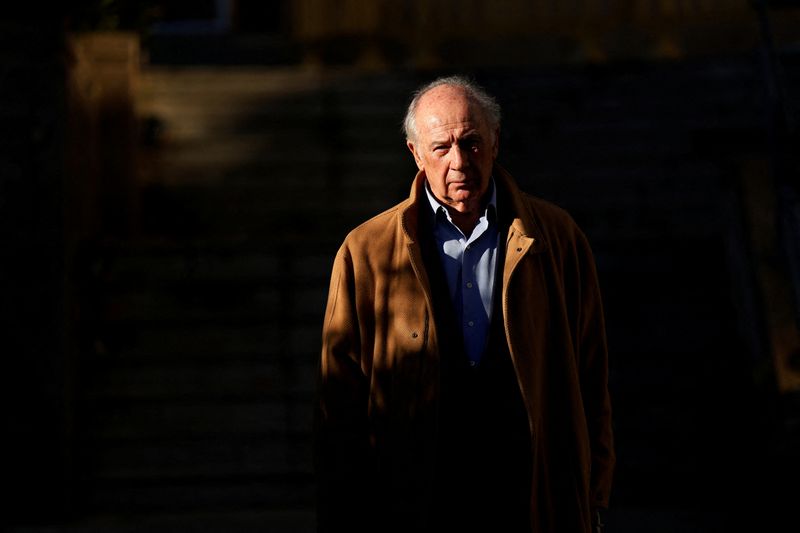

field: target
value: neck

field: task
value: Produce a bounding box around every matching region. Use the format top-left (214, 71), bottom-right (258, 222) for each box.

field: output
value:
top-left (446, 206), bottom-right (481, 236)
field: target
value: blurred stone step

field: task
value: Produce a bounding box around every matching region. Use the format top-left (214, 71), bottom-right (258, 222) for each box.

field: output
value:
top-left (83, 397), bottom-right (311, 440)
top-left (83, 359), bottom-right (317, 400)
top-left (95, 246), bottom-right (331, 285)
top-left (94, 275), bottom-right (326, 324)
top-left (142, 157), bottom-right (412, 193)
top-left (86, 433), bottom-right (311, 480)
top-left (138, 187), bottom-right (406, 242)
top-left (6, 509), bottom-right (316, 533)
top-left (85, 474), bottom-right (313, 513)
top-left (140, 67), bottom-right (415, 102)
top-left (563, 207), bottom-right (726, 244)
top-left (493, 60), bottom-right (760, 110)
top-left (141, 95), bottom-right (404, 127)
top-left (142, 145), bottom-right (407, 184)
top-left (143, 155), bottom-right (415, 192)
top-left (510, 158), bottom-right (724, 191)
top-left (146, 117), bottom-right (404, 154)
top-left (95, 321), bottom-right (322, 363)
top-left (99, 284), bottom-right (281, 324)
top-left (139, 68), bottom-right (411, 141)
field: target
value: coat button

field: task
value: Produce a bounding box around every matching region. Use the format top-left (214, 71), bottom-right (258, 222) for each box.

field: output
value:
top-left (411, 332), bottom-right (418, 338)
top-left (516, 247), bottom-right (522, 252)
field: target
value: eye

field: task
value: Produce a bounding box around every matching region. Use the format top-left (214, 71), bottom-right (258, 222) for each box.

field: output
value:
top-left (461, 139), bottom-right (479, 151)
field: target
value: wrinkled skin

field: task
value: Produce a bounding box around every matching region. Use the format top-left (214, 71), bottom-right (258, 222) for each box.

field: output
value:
top-left (407, 85), bottom-right (499, 235)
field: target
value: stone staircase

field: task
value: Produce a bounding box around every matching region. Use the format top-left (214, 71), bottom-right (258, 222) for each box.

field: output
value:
top-left (63, 56), bottom-right (799, 532)
top-left (69, 69), bottom-right (419, 531)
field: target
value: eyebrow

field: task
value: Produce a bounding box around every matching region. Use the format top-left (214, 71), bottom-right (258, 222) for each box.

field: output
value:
top-left (428, 130), bottom-right (482, 147)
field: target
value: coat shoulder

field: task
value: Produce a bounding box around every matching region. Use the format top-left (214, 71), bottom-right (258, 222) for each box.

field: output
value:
top-left (521, 192), bottom-right (586, 243)
top-left (340, 199), bottom-right (408, 254)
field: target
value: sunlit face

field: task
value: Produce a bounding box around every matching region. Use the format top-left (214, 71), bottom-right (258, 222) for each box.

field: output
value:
top-left (407, 85), bottom-right (499, 216)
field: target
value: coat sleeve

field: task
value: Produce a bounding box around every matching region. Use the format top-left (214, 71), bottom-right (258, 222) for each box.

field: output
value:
top-left (314, 244), bottom-right (376, 532)
top-left (574, 229), bottom-right (615, 510)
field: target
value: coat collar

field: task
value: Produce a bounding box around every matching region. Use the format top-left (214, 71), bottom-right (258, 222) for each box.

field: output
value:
top-left (400, 163), bottom-right (547, 253)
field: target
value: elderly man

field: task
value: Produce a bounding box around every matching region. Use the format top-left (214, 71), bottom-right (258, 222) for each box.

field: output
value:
top-left (315, 76), bottom-right (614, 533)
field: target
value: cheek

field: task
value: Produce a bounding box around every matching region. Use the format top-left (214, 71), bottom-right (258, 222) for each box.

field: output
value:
top-left (429, 177), bottom-right (447, 195)
top-left (427, 169), bottom-right (449, 194)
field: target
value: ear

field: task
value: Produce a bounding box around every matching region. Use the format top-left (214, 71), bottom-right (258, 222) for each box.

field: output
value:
top-left (491, 128), bottom-right (500, 159)
top-left (407, 140), bottom-right (424, 170)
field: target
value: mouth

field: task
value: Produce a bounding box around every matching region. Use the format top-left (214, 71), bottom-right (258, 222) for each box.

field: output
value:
top-left (449, 179), bottom-right (476, 188)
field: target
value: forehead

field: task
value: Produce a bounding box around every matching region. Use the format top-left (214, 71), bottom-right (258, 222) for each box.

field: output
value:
top-left (416, 86), bottom-right (488, 138)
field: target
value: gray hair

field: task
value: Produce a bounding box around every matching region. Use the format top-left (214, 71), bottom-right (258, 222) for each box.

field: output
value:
top-left (402, 76), bottom-right (502, 142)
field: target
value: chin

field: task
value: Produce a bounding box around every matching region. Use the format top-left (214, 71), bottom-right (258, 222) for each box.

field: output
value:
top-left (449, 197), bottom-right (480, 213)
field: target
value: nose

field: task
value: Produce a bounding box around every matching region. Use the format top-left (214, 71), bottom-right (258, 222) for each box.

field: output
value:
top-left (449, 144), bottom-right (468, 170)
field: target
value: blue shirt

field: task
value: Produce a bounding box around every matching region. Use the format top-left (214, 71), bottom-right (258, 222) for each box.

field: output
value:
top-left (424, 180), bottom-right (500, 365)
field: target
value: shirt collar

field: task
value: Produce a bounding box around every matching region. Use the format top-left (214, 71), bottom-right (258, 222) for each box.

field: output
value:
top-left (423, 178), bottom-right (497, 226)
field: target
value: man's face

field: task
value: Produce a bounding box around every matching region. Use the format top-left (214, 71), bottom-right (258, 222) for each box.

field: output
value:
top-left (407, 86), bottom-right (499, 216)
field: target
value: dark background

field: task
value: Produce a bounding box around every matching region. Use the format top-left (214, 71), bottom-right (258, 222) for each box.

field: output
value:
top-left (3, 1), bottom-right (800, 531)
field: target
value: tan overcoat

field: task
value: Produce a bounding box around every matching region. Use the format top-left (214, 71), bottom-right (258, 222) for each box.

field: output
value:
top-left (316, 165), bottom-right (614, 532)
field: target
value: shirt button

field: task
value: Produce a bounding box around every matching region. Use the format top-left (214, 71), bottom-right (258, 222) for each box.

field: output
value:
top-left (466, 281), bottom-right (473, 289)
top-left (468, 320), bottom-right (474, 327)
top-left (466, 244), bottom-right (471, 250)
